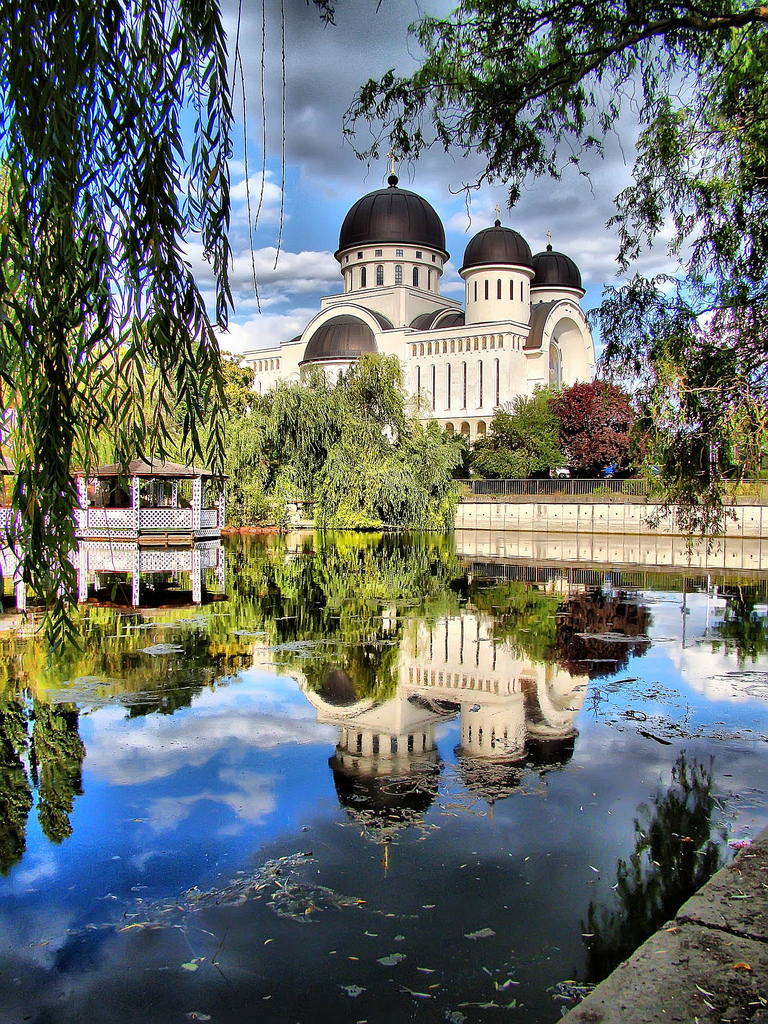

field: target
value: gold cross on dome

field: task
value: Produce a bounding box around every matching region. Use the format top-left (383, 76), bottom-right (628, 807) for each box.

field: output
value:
top-left (388, 151), bottom-right (397, 176)
top-left (495, 203), bottom-right (501, 221)
top-left (547, 229), bottom-right (553, 245)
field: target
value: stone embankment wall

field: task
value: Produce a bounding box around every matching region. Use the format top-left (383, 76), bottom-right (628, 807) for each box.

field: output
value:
top-left (456, 497), bottom-right (768, 538)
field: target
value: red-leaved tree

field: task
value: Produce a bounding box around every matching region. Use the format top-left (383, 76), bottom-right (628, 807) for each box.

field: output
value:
top-left (553, 381), bottom-right (635, 476)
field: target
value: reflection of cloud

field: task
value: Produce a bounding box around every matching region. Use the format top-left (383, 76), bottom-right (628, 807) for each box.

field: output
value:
top-left (147, 769), bottom-right (277, 833)
top-left (669, 644), bottom-right (768, 703)
top-left (5, 853), bottom-right (59, 893)
top-left (84, 674), bottom-right (334, 787)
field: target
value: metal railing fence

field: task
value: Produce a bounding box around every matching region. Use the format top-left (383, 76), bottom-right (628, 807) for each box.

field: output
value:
top-left (459, 477), bottom-right (649, 498)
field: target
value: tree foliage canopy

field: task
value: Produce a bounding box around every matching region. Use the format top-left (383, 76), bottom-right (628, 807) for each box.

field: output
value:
top-left (472, 388), bottom-right (564, 478)
top-left (224, 355), bottom-right (465, 531)
top-left (0, 0), bottom-right (237, 645)
top-left (346, 0), bottom-right (768, 523)
top-left (552, 380), bottom-right (635, 476)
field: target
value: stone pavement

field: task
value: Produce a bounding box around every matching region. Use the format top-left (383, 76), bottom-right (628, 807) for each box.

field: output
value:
top-left (562, 827), bottom-right (768, 1024)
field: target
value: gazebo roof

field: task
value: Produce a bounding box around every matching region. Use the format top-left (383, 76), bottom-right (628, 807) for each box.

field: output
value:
top-left (75, 459), bottom-right (222, 479)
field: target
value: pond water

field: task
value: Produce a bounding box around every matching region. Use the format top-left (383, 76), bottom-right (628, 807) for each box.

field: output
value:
top-left (1, 532), bottom-right (767, 1024)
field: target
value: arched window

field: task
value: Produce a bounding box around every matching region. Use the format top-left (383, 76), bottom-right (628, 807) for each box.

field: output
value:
top-left (413, 266), bottom-right (419, 287)
top-left (376, 264), bottom-right (384, 286)
top-left (510, 279), bottom-right (514, 300)
top-left (473, 281), bottom-right (477, 302)
top-left (412, 345), bottom-right (417, 357)
top-left (428, 269), bottom-right (432, 290)
top-left (549, 342), bottom-right (562, 387)
top-left (445, 422), bottom-right (454, 436)
top-left (416, 365), bottom-right (421, 394)
top-left (431, 365), bottom-right (436, 410)
top-left (520, 280), bottom-right (524, 302)
top-left (395, 264), bottom-right (402, 285)
top-left (446, 364), bottom-right (452, 409)
top-left (443, 341), bottom-right (448, 353)
top-left (497, 279), bottom-right (502, 299)
top-left (360, 266), bottom-right (367, 288)
top-left (419, 343), bottom-right (424, 355)
top-left (450, 340), bottom-right (455, 353)
top-left (495, 358), bottom-right (500, 406)
top-left (478, 361), bottom-right (483, 406)
top-left (484, 279), bottom-right (489, 300)
top-left (427, 342), bottom-right (432, 355)
top-left (462, 362), bottom-right (467, 408)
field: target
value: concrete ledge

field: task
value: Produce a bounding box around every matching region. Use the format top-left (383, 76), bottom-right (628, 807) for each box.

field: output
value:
top-left (563, 829), bottom-right (768, 1024)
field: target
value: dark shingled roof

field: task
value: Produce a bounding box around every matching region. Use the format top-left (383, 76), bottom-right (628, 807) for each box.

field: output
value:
top-left (74, 459), bottom-right (219, 479)
top-left (409, 308), bottom-right (465, 330)
top-left (302, 314), bottom-right (380, 364)
top-left (460, 223), bottom-right (533, 272)
top-left (532, 246), bottom-right (584, 292)
top-left (337, 178), bottom-right (448, 258)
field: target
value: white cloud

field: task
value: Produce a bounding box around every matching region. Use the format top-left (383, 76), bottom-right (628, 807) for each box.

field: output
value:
top-left (215, 309), bottom-right (316, 354)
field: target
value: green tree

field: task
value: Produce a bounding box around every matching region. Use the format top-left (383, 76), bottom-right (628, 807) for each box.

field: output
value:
top-left (31, 701), bottom-right (86, 844)
top-left (472, 388), bottom-right (564, 478)
top-left (223, 356), bottom-right (464, 530)
top-left (0, 697), bottom-right (32, 875)
top-left (346, 0), bottom-right (768, 527)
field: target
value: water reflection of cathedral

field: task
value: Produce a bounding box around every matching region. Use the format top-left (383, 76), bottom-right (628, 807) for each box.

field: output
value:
top-left (298, 611), bottom-right (588, 836)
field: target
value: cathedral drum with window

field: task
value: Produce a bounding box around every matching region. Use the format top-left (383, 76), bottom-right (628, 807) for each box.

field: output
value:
top-left (244, 174), bottom-right (595, 440)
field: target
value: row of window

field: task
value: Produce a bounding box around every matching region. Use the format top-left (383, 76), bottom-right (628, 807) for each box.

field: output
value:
top-left (415, 359), bottom-right (501, 410)
top-left (254, 358), bottom-right (280, 373)
top-left (344, 248), bottom-right (439, 263)
top-left (412, 334), bottom-right (515, 357)
top-left (346, 265), bottom-right (433, 290)
top-left (467, 278), bottom-right (527, 303)
top-left (409, 666), bottom-right (502, 692)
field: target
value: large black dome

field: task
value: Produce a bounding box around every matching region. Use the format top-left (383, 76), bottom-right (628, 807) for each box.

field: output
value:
top-left (460, 222), bottom-right (533, 272)
top-left (532, 245), bottom-right (583, 292)
top-left (302, 315), bottom-right (378, 364)
top-left (337, 177), bottom-right (447, 257)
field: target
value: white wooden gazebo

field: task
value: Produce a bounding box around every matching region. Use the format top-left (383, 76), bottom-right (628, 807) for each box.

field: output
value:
top-left (74, 460), bottom-right (227, 607)
top-left (74, 459), bottom-right (225, 542)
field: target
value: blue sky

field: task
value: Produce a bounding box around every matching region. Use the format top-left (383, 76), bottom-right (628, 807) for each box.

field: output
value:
top-left (187, 0), bottom-right (678, 355)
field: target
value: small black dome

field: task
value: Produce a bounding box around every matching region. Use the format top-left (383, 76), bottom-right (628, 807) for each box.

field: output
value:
top-left (302, 315), bottom-right (378, 364)
top-left (532, 246), bottom-right (583, 292)
top-left (337, 178), bottom-right (447, 257)
top-left (460, 223), bottom-right (533, 272)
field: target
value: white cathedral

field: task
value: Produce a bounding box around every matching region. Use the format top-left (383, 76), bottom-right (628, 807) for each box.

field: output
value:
top-left (243, 172), bottom-right (595, 441)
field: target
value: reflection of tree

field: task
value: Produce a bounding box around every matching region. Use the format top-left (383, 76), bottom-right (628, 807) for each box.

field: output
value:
top-left (713, 587), bottom-right (768, 665)
top-left (481, 583), bottom-right (651, 678)
top-left (556, 591), bottom-right (651, 679)
top-left (234, 533), bottom-right (464, 703)
top-left (30, 701), bottom-right (86, 844)
top-left (0, 698), bottom-right (32, 875)
top-left (478, 583), bottom-right (560, 660)
top-left (583, 754), bottom-right (724, 982)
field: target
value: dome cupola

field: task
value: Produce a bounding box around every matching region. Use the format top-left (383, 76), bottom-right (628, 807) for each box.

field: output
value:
top-left (460, 220), bottom-right (533, 273)
top-left (336, 175), bottom-right (447, 257)
top-left (531, 243), bottom-right (584, 295)
top-left (301, 314), bottom-right (378, 366)
top-left (459, 216), bottom-right (535, 326)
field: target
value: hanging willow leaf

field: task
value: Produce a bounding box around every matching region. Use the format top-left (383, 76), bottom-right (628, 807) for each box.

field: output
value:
top-left (0, 0), bottom-right (233, 647)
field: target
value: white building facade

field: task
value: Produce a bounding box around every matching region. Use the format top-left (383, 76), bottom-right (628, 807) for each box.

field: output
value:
top-left (244, 174), bottom-right (595, 441)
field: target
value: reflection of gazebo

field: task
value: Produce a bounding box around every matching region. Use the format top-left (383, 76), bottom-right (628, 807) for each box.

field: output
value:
top-left (74, 460), bottom-right (226, 607)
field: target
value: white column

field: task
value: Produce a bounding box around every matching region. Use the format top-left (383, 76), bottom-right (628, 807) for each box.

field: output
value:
top-left (132, 476), bottom-right (141, 533)
top-left (14, 576), bottom-right (26, 612)
top-left (76, 476), bottom-right (88, 534)
top-left (191, 547), bottom-right (202, 603)
top-left (78, 544), bottom-right (88, 602)
top-left (192, 478), bottom-right (202, 533)
top-left (216, 544), bottom-right (226, 592)
top-left (131, 546), bottom-right (141, 606)
top-left (218, 483), bottom-right (226, 530)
